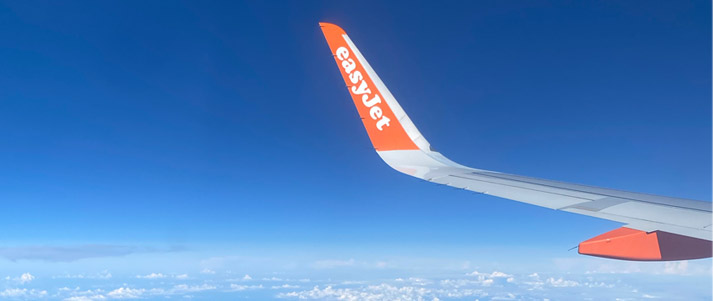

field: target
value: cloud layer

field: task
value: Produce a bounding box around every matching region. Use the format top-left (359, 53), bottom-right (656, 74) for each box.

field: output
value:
top-left (0, 264), bottom-right (708, 300)
top-left (0, 245), bottom-right (184, 262)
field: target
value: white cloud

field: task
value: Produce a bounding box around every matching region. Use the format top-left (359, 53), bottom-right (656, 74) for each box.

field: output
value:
top-left (107, 287), bottom-right (145, 299)
top-left (663, 261), bottom-right (689, 275)
top-left (0, 288), bottom-right (47, 298)
top-left (18, 272), bottom-right (34, 284)
top-left (272, 284), bottom-right (300, 289)
top-left (172, 284), bottom-right (216, 293)
top-left (405, 277), bottom-right (431, 286)
top-left (135, 273), bottom-right (189, 280)
top-left (4, 273), bottom-right (36, 284)
top-left (457, 270), bottom-right (513, 287)
top-left (465, 270), bottom-right (482, 276)
top-left (136, 273), bottom-right (166, 279)
top-left (466, 270), bottom-right (511, 278)
top-left (584, 281), bottom-right (614, 288)
top-left (200, 268), bottom-right (216, 275)
top-left (340, 280), bottom-right (368, 285)
top-left (60, 288), bottom-right (107, 301)
top-left (278, 284), bottom-right (434, 300)
top-left (8, 262), bottom-right (706, 300)
top-left (59, 284), bottom-right (215, 300)
top-left (545, 277), bottom-right (579, 288)
top-left (440, 278), bottom-right (491, 288)
top-left (278, 282), bottom-right (497, 300)
top-left (489, 271), bottom-right (511, 278)
top-left (274, 270), bottom-right (641, 301)
top-left (229, 284), bottom-right (264, 291)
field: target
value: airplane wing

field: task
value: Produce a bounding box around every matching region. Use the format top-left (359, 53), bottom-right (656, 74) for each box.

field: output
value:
top-left (319, 22), bottom-right (712, 261)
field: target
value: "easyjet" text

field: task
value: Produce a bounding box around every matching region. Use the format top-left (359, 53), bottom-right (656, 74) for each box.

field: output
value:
top-left (335, 46), bottom-right (391, 131)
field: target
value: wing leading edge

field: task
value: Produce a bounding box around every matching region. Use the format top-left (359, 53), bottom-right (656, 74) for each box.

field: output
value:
top-left (319, 22), bottom-right (712, 261)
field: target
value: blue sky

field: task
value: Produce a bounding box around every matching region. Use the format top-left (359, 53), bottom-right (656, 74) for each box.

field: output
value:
top-left (0, 1), bottom-right (710, 300)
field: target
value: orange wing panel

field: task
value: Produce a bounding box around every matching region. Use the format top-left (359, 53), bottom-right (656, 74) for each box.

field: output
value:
top-left (319, 22), bottom-right (418, 151)
top-left (579, 227), bottom-right (662, 260)
top-left (579, 227), bottom-right (712, 261)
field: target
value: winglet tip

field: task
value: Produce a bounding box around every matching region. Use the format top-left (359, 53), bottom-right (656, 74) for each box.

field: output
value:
top-left (319, 22), bottom-right (346, 34)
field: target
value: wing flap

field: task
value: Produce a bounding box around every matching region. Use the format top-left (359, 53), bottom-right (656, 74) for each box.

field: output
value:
top-left (430, 174), bottom-right (591, 209)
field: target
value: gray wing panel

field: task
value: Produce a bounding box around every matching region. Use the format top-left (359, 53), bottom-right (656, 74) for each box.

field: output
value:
top-left (469, 170), bottom-right (711, 212)
top-left (377, 149), bottom-right (712, 241)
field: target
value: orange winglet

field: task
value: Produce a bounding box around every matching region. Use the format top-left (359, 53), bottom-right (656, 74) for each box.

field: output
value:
top-left (578, 227), bottom-right (712, 261)
top-left (319, 22), bottom-right (419, 151)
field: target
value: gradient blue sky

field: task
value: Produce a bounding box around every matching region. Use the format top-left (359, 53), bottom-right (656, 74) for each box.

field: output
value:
top-left (0, 1), bottom-right (711, 300)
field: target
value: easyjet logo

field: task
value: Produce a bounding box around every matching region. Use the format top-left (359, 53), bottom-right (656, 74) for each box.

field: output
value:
top-left (335, 46), bottom-right (391, 131)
